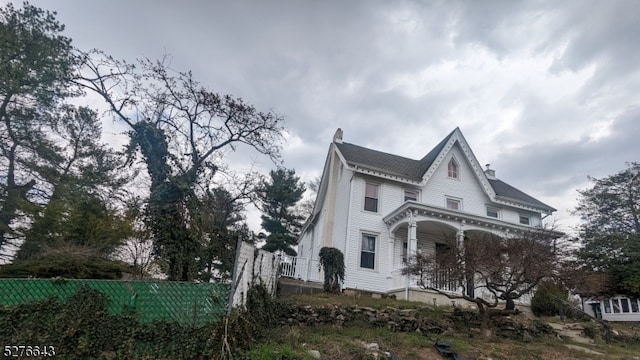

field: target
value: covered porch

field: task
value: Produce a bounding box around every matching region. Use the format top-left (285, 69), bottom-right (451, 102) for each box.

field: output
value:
top-left (383, 201), bottom-right (530, 303)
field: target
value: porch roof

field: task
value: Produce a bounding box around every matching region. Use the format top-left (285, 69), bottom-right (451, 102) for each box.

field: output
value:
top-left (383, 201), bottom-right (564, 237)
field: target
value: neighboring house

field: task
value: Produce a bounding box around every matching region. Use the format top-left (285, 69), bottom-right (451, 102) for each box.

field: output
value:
top-left (581, 296), bottom-right (640, 322)
top-left (289, 127), bottom-right (558, 305)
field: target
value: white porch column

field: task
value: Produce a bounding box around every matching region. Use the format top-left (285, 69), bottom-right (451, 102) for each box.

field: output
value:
top-left (405, 212), bottom-right (417, 300)
top-left (457, 227), bottom-right (465, 295)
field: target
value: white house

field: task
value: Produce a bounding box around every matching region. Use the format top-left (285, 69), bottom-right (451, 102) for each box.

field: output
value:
top-left (289, 127), bottom-right (558, 305)
top-left (581, 296), bottom-right (640, 322)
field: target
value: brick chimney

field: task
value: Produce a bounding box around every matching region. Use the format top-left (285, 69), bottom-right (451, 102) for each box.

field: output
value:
top-left (485, 164), bottom-right (496, 179)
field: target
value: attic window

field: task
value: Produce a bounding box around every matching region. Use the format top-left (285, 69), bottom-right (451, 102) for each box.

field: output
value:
top-left (404, 190), bottom-right (418, 202)
top-left (447, 158), bottom-right (458, 179)
top-left (446, 197), bottom-right (461, 211)
top-left (519, 215), bottom-right (530, 225)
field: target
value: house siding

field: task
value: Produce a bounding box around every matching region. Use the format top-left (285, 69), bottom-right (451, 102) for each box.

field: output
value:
top-left (421, 145), bottom-right (492, 216)
top-left (343, 175), bottom-right (397, 293)
top-left (296, 128), bottom-right (555, 299)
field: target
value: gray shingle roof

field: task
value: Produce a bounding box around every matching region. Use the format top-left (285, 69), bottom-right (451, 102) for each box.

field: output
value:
top-left (335, 129), bottom-right (455, 182)
top-left (335, 129), bottom-right (555, 213)
top-left (488, 179), bottom-right (556, 212)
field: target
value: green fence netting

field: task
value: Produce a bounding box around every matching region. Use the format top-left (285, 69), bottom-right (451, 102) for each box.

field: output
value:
top-left (0, 279), bottom-right (230, 326)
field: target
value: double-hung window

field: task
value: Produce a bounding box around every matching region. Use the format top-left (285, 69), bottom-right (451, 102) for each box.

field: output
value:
top-left (360, 234), bottom-right (376, 269)
top-left (364, 183), bottom-right (379, 212)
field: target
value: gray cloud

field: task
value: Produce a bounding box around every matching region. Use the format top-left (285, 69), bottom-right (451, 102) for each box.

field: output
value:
top-left (23, 0), bottom-right (640, 231)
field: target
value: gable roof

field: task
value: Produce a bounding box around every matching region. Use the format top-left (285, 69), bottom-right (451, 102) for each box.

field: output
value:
top-left (335, 128), bottom-right (556, 213)
top-left (335, 128), bottom-right (455, 183)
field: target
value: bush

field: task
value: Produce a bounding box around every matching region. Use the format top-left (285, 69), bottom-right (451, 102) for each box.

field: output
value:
top-left (318, 247), bottom-right (345, 293)
top-left (531, 280), bottom-right (568, 317)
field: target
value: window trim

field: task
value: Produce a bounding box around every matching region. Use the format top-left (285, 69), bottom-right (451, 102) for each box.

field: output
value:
top-left (364, 182), bottom-right (380, 213)
top-left (360, 232), bottom-right (378, 270)
top-left (446, 196), bottom-right (462, 211)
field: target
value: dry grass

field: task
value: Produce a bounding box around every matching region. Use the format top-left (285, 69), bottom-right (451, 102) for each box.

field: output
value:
top-left (243, 293), bottom-right (640, 360)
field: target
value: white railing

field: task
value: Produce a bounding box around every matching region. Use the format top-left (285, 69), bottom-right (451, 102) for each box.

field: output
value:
top-left (390, 268), bottom-right (460, 293)
top-left (279, 255), bottom-right (324, 283)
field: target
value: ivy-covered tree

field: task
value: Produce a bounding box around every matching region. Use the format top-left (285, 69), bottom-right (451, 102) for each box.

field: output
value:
top-left (75, 53), bottom-right (285, 280)
top-left (258, 168), bottom-right (305, 256)
top-left (319, 247), bottom-right (345, 293)
top-left (574, 162), bottom-right (640, 296)
top-left (0, 2), bottom-right (76, 256)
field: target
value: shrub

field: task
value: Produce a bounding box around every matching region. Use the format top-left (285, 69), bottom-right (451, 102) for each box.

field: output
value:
top-left (318, 247), bottom-right (345, 293)
top-left (531, 280), bottom-right (568, 317)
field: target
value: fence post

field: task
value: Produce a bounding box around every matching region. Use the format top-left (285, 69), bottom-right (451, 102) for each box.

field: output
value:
top-left (226, 236), bottom-right (244, 315)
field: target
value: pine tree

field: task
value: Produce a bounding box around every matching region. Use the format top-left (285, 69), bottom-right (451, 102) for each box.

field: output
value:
top-left (258, 169), bottom-right (305, 256)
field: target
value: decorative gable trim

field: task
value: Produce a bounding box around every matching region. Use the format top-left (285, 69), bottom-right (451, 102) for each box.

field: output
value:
top-left (420, 128), bottom-right (497, 200)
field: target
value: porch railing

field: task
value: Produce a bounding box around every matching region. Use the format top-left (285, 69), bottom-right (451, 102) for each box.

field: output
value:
top-left (391, 267), bottom-right (460, 293)
top-left (279, 255), bottom-right (324, 283)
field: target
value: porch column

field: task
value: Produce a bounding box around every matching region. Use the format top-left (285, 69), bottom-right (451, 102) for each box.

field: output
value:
top-left (405, 216), bottom-right (417, 300)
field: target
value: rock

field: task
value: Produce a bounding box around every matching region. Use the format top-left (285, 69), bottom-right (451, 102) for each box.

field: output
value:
top-left (308, 350), bottom-right (321, 359)
top-left (365, 342), bottom-right (380, 352)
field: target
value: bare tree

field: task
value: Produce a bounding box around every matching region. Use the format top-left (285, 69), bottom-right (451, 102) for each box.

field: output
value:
top-left (74, 51), bottom-right (286, 280)
top-left (403, 228), bottom-right (564, 335)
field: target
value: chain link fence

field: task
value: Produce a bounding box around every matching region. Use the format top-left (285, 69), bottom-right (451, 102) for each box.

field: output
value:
top-left (0, 279), bottom-right (229, 326)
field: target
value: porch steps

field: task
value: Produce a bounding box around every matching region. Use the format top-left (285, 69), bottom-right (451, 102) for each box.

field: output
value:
top-left (278, 277), bottom-right (324, 297)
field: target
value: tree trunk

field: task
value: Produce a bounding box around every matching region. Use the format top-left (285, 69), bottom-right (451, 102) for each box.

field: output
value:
top-left (505, 295), bottom-right (516, 310)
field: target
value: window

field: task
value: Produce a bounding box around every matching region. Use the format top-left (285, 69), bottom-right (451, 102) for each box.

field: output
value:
top-left (402, 241), bottom-right (408, 264)
top-left (404, 190), bottom-right (418, 202)
top-left (621, 298), bottom-right (630, 313)
top-left (447, 158), bottom-right (458, 179)
top-left (446, 197), bottom-right (461, 211)
top-left (486, 207), bottom-right (499, 218)
top-left (612, 299), bottom-right (621, 313)
top-left (364, 183), bottom-right (379, 212)
top-left (631, 298), bottom-right (639, 313)
top-left (603, 299), bottom-right (611, 313)
top-left (360, 234), bottom-right (376, 269)
top-left (519, 215), bottom-right (530, 225)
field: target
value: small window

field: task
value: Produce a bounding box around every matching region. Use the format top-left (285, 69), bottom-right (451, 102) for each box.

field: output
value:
top-left (360, 234), bottom-right (376, 269)
top-left (486, 207), bottom-right (499, 218)
top-left (603, 299), bottom-right (611, 313)
top-left (364, 183), bottom-right (379, 212)
top-left (446, 197), bottom-right (461, 211)
top-left (402, 241), bottom-right (408, 264)
top-left (621, 298), bottom-right (630, 313)
top-left (447, 158), bottom-right (458, 179)
top-left (404, 190), bottom-right (418, 202)
top-left (519, 215), bottom-right (530, 225)
top-left (631, 298), bottom-right (639, 312)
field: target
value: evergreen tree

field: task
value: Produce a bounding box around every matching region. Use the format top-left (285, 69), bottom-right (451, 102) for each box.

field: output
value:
top-left (258, 169), bottom-right (305, 256)
top-left (0, 2), bottom-right (76, 255)
top-left (574, 162), bottom-right (640, 296)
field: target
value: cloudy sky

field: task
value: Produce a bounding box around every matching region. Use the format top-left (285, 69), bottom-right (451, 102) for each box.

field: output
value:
top-left (19, 0), bottom-right (640, 234)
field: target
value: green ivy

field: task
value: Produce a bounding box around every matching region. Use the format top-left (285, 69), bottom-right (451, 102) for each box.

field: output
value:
top-left (0, 283), bottom-right (286, 359)
top-left (318, 247), bottom-right (345, 293)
